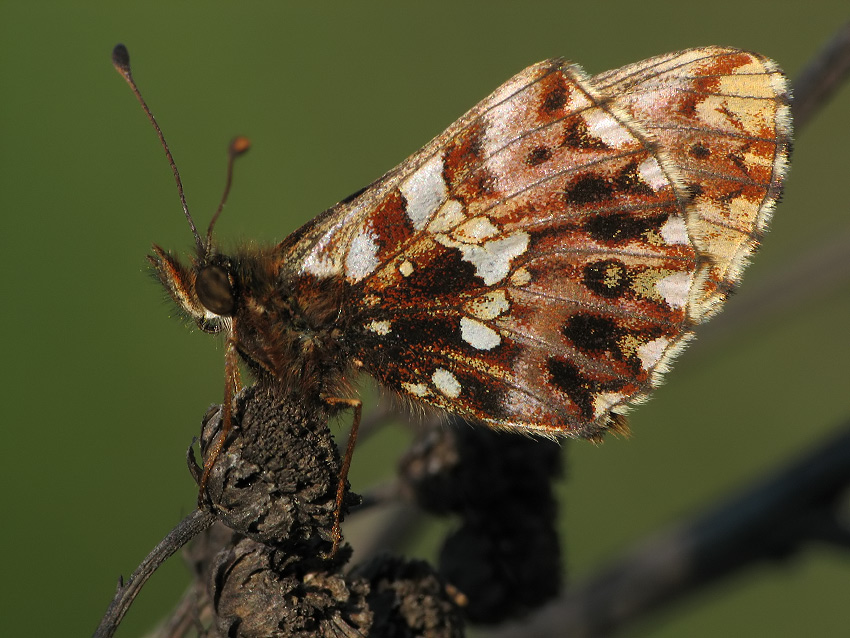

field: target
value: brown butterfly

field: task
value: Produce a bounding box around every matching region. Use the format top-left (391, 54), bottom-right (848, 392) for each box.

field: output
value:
top-left (114, 45), bottom-right (790, 549)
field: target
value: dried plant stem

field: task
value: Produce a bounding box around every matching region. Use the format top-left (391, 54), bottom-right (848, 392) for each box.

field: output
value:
top-left (791, 21), bottom-right (850, 131)
top-left (93, 509), bottom-right (216, 638)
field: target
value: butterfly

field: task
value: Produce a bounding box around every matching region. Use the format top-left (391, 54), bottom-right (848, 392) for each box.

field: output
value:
top-left (114, 45), bottom-right (790, 545)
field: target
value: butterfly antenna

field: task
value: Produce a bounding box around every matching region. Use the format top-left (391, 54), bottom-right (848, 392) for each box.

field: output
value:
top-left (206, 136), bottom-right (252, 252)
top-left (112, 44), bottom-right (205, 256)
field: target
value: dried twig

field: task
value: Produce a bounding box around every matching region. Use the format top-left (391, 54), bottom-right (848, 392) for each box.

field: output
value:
top-left (790, 21), bottom-right (850, 131)
top-left (94, 509), bottom-right (216, 638)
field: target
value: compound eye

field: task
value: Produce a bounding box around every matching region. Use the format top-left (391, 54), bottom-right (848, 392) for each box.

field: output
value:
top-left (195, 265), bottom-right (235, 316)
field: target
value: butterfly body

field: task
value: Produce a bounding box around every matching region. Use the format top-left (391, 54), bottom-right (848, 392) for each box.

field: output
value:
top-left (148, 48), bottom-right (790, 441)
top-left (151, 244), bottom-right (356, 401)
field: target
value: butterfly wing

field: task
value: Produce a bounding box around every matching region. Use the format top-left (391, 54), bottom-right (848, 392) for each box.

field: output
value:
top-left (278, 50), bottom-right (788, 439)
top-left (274, 59), bottom-right (709, 438)
top-left (592, 47), bottom-right (792, 320)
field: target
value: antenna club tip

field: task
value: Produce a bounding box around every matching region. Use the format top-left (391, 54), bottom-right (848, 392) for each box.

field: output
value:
top-left (230, 136), bottom-right (252, 156)
top-left (112, 43), bottom-right (131, 74)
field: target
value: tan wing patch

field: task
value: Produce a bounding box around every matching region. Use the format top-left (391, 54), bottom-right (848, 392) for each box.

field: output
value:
top-left (593, 47), bottom-right (791, 320)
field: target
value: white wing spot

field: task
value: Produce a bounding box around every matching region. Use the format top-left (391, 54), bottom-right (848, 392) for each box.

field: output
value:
top-left (593, 391), bottom-right (626, 419)
top-left (402, 382), bottom-right (431, 398)
top-left (638, 156), bottom-right (668, 191)
top-left (460, 317), bottom-right (501, 350)
top-left (582, 109), bottom-right (634, 149)
top-left (511, 267), bottom-right (532, 286)
top-left (301, 215), bottom-right (348, 277)
top-left (432, 368), bottom-right (461, 398)
top-left (655, 272), bottom-right (692, 309)
top-left (637, 336), bottom-right (670, 370)
top-left (399, 154), bottom-right (447, 230)
top-left (454, 216), bottom-right (500, 243)
top-left (427, 199), bottom-right (464, 233)
top-left (399, 260), bottom-right (414, 277)
top-left (465, 289), bottom-right (510, 320)
top-left (366, 320), bottom-right (392, 335)
top-left (460, 232), bottom-right (530, 285)
top-left (303, 253), bottom-right (339, 278)
top-left (345, 226), bottom-right (380, 282)
top-left (660, 215), bottom-right (690, 246)
top-left (437, 231), bottom-right (529, 285)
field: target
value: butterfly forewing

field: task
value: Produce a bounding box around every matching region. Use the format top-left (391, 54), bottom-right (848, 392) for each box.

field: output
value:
top-left (280, 60), bottom-right (720, 437)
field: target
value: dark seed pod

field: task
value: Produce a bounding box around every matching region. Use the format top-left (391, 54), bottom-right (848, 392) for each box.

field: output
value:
top-left (198, 384), bottom-right (358, 554)
top-left (210, 536), bottom-right (372, 638)
top-left (400, 419), bottom-right (564, 623)
top-left (352, 554), bottom-right (465, 638)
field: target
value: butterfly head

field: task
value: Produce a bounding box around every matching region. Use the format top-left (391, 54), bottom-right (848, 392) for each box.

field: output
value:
top-left (149, 247), bottom-right (239, 334)
top-left (112, 44), bottom-right (250, 333)
top-left (195, 259), bottom-right (237, 316)
top-left (145, 130), bottom-right (249, 336)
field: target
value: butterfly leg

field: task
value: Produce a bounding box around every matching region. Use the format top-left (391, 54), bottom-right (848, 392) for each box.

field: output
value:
top-left (199, 326), bottom-right (243, 505)
top-left (323, 396), bottom-right (362, 557)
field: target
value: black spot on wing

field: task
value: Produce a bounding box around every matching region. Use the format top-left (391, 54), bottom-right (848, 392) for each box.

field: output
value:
top-left (719, 187), bottom-right (745, 204)
top-left (453, 166), bottom-right (498, 204)
top-left (613, 160), bottom-right (655, 197)
top-left (560, 117), bottom-right (609, 150)
top-left (560, 312), bottom-right (665, 377)
top-left (358, 314), bottom-right (458, 378)
top-left (689, 143), bottom-right (711, 159)
top-left (526, 145), bottom-right (553, 167)
top-left (562, 314), bottom-right (623, 357)
top-left (472, 170), bottom-right (497, 196)
top-left (395, 245), bottom-right (484, 298)
top-left (540, 79), bottom-right (569, 114)
top-left (547, 358), bottom-right (593, 419)
top-left (686, 182), bottom-right (703, 201)
top-left (565, 175), bottom-right (614, 205)
top-left (452, 367), bottom-right (509, 422)
top-left (377, 315), bottom-right (457, 351)
top-left (357, 316), bottom-right (513, 424)
top-left (584, 211), bottom-right (667, 243)
top-left (582, 260), bottom-right (632, 299)
top-left (728, 152), bottom-right (750, 178)
top-left (443, 122), bottom-right (485, 191)
top-left (546, 357), bottom-right (628, 420)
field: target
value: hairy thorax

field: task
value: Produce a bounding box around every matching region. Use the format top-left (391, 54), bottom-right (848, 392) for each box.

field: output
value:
top-left (230, 251), bottom-right (352, 400)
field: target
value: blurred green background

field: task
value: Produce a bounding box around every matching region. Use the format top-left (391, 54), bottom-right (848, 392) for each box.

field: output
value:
top-left (2, 2), bottom-right (848, 636)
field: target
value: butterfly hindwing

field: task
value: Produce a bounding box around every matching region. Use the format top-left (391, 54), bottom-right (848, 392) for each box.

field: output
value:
top-left (592, 47), bottom-right (792, 320)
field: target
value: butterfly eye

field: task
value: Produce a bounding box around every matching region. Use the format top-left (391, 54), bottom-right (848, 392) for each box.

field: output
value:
top-left (195, 265), bottom-right (236, 316)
